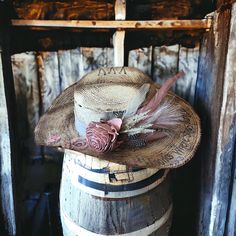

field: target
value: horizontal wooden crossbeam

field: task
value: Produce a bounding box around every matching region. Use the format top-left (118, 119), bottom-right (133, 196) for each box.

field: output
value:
top-left (11, 19), bottom-right (212, 30)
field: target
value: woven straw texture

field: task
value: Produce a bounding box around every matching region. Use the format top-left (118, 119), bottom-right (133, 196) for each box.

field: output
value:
top-left (35, 67), bottom-right (200, 169)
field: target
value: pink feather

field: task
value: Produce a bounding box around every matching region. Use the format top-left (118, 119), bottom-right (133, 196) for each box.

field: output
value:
top-left (137, 71), bottom-right (184, 115)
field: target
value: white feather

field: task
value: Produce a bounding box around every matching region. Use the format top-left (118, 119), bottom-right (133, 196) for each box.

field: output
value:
top-left (122, 110), bottom-right (149, 130)
top-left (145, 101), bottom-right (183, 127)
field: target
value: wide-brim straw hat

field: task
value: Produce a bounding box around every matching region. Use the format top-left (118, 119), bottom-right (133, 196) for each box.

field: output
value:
top-left (35, 67), bottom-right (200, 169)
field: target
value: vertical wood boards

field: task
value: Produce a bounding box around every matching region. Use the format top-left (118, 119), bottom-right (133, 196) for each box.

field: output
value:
top-left (0, 52), bottom-right (16, 236)
top-left (210, 3), bottom-right (236, 236)
top-left (79, 47), bottom-right (114, 77)
top-left (58, 48), bottom-right (81, 91)
top-left (59, 47), bottom-right (114, 91)
top-left (37, 52), bottom-right (61, 113)
top-left (128, 47), bottom-right (152, 76)
top-left (128, 45), bottom-right (199, 105)
top-left (12, 52), bottom-right (41, 159)
top-left (0, 2), bottom-right (21, 234)
top-left (177, 45), bottom-right (200, 105)
top-left (194, 5), bottom-right (233, 236)
top-left (113, 0), bottom-right (126, 67)
top-left (153, 45), bottom-right (179, 85)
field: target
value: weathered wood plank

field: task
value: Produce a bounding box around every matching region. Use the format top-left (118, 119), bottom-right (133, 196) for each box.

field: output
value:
top-left (194, 5), bottom-right (232, 236)
top-left (115, 0), bottom-right (126, 20)
top-left (177, 45), bottom-right (200, 105)
top-left (0, 51), bottom-right (16, 236)
top-left (208, 3), bottom-right (236, 236)
top-left (58, 48), bottom-right (82, 91)
top-left (113, 30), bottom-right (125, 67)
top-left (13, 1), bottom-right (114, 20)
top-left (11, 19), bottom-right (212, 30)
top-left (128, 47), bottom-right (152, 76)
top-left (37, 52), bottom-right (61, 112)
top-left (153, 45), bottom-right (179, 86)
top-left (13, 0), bottom-right (214, 21)
top-left (11, 52), bottom-right (41, 159)
top-left (0, 2), bottom-right (21, 234)
top-left (79, 47), bottom-right (114, 77)
top-left (225, 139), bottom-right (236, 236)
top-left (217, 0), bottom-right (236, 9)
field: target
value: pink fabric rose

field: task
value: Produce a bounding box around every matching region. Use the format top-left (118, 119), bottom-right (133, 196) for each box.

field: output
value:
top-left (86, 118), bottom-right (122, 153)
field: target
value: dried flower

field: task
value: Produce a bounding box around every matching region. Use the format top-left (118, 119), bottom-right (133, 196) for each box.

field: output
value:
top-left (86, 118), bottom-right (122, 153)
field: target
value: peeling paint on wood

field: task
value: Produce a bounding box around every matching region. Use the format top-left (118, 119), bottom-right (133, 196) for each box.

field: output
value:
top-left (37, 52), bottom-right (61, 112)
top-left (177, 45), bottom-right (199, 105)
top-left (209, 3), bottom-right (236, 236)
top-left (12, 52), bottom-right (41, 158)
top-left (0, 52), bottom-right (16, 236)
top-left (153, 45), bottom-right (179, 86)
top-left (194, 6), bottom-right (232, 236)
top-left (128, 47), bottom-right (152, 76)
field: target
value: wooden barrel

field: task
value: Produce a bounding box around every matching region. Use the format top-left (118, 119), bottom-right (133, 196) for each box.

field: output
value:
top-left (60, 149), bottom-right (173, 236)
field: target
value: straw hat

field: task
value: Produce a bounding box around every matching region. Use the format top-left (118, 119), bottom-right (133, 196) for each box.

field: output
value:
top-left (35, 67), bottom-right (200, 169)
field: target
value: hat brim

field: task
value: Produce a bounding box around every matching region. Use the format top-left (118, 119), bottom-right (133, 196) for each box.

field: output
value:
top-left (35, 67), bottom-right (200, 169)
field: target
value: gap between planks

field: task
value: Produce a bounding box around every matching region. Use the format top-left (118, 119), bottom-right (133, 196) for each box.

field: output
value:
top-left (11, 19), bottom-right (212, 30)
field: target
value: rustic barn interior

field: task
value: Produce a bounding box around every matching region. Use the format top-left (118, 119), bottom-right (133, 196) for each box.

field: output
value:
top-left (0, 0), bottom-right (235, 236)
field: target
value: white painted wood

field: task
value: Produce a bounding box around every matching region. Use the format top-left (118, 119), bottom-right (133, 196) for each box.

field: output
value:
top-left (11, 52), bottom-right (41, 158)
top-left (115, 0), bottom-right (126, 20)
top-left (177, 45), bottom-right (200, 105)
top-left (0, 51), bottom-right (16, 235)
top-left (153, 45), bottom-right (179, 86)
top-left (113, 0), bottom-right (126, 67)
top-left (80, 47), bottom-right (114, 77)
top-left (128, 47), bottom-right (152, 76)
top-left (37, 52), bottom-right (61, 112)
top-left (113, 30), bottom-right (125, 67)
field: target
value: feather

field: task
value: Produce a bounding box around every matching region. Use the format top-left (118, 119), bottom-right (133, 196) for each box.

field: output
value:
top-left (143, 100), bottom-right (183, 128)
top-left (122, 110), bottom-right (149, 130)
top-left (124, 83), bottom-right (150, 117)
top-left (137, 71), bottom-right (184, 114)
top-left (121, 124), bottom-right (155, 135)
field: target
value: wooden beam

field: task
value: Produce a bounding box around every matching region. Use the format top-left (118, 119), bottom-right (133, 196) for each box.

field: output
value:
top-left (113, 0), bottom-right (126, 67)
top-left (0, 1), bottom-right (20, 235)
top-left (113, 30), bottom-right (125, 66)
top-left (11, 19), bottom-right (212, 30)
top-left (194, 4), bottom-right (235, 236)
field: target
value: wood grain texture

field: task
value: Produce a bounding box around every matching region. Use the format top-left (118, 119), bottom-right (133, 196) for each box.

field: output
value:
top-left (12, 0), bottom-right (214, 20)
top-left (79, 47), bottom-right (114, 76)
top-left (209, 3), bottom-right (236, 236)
top-left (60, 151), bottom-right (172, 235)
top-left (113, 30), bottom-right (125, 67)
top-left (128, 47), bottom-right (152, 76)
top-left (11, 19), bottom-right (212, 30)
top-left (0, 52), bottom-right (16, 236)
top-left (194, 6), bottom-right (232, 236)
top-left (58, 48), bottom-right (82, 91)
top-left (13, 1), bottom-right (115, 20)
top-left (153, 45), bottom-right (179, 85)
top-left (11, 52), bottom-right (41, 159)
top-left (0, 2), bottom-right (21, 233)
top-left (176, 45), bottom-right (200, 105)
top-left (37, 52), bottom-right (60, 112)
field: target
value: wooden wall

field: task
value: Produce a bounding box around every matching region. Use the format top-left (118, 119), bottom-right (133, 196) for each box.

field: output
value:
top-left (10, 44), bottom-right (199, 235)
top-left (11, 45), bottom-right (199, 161)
